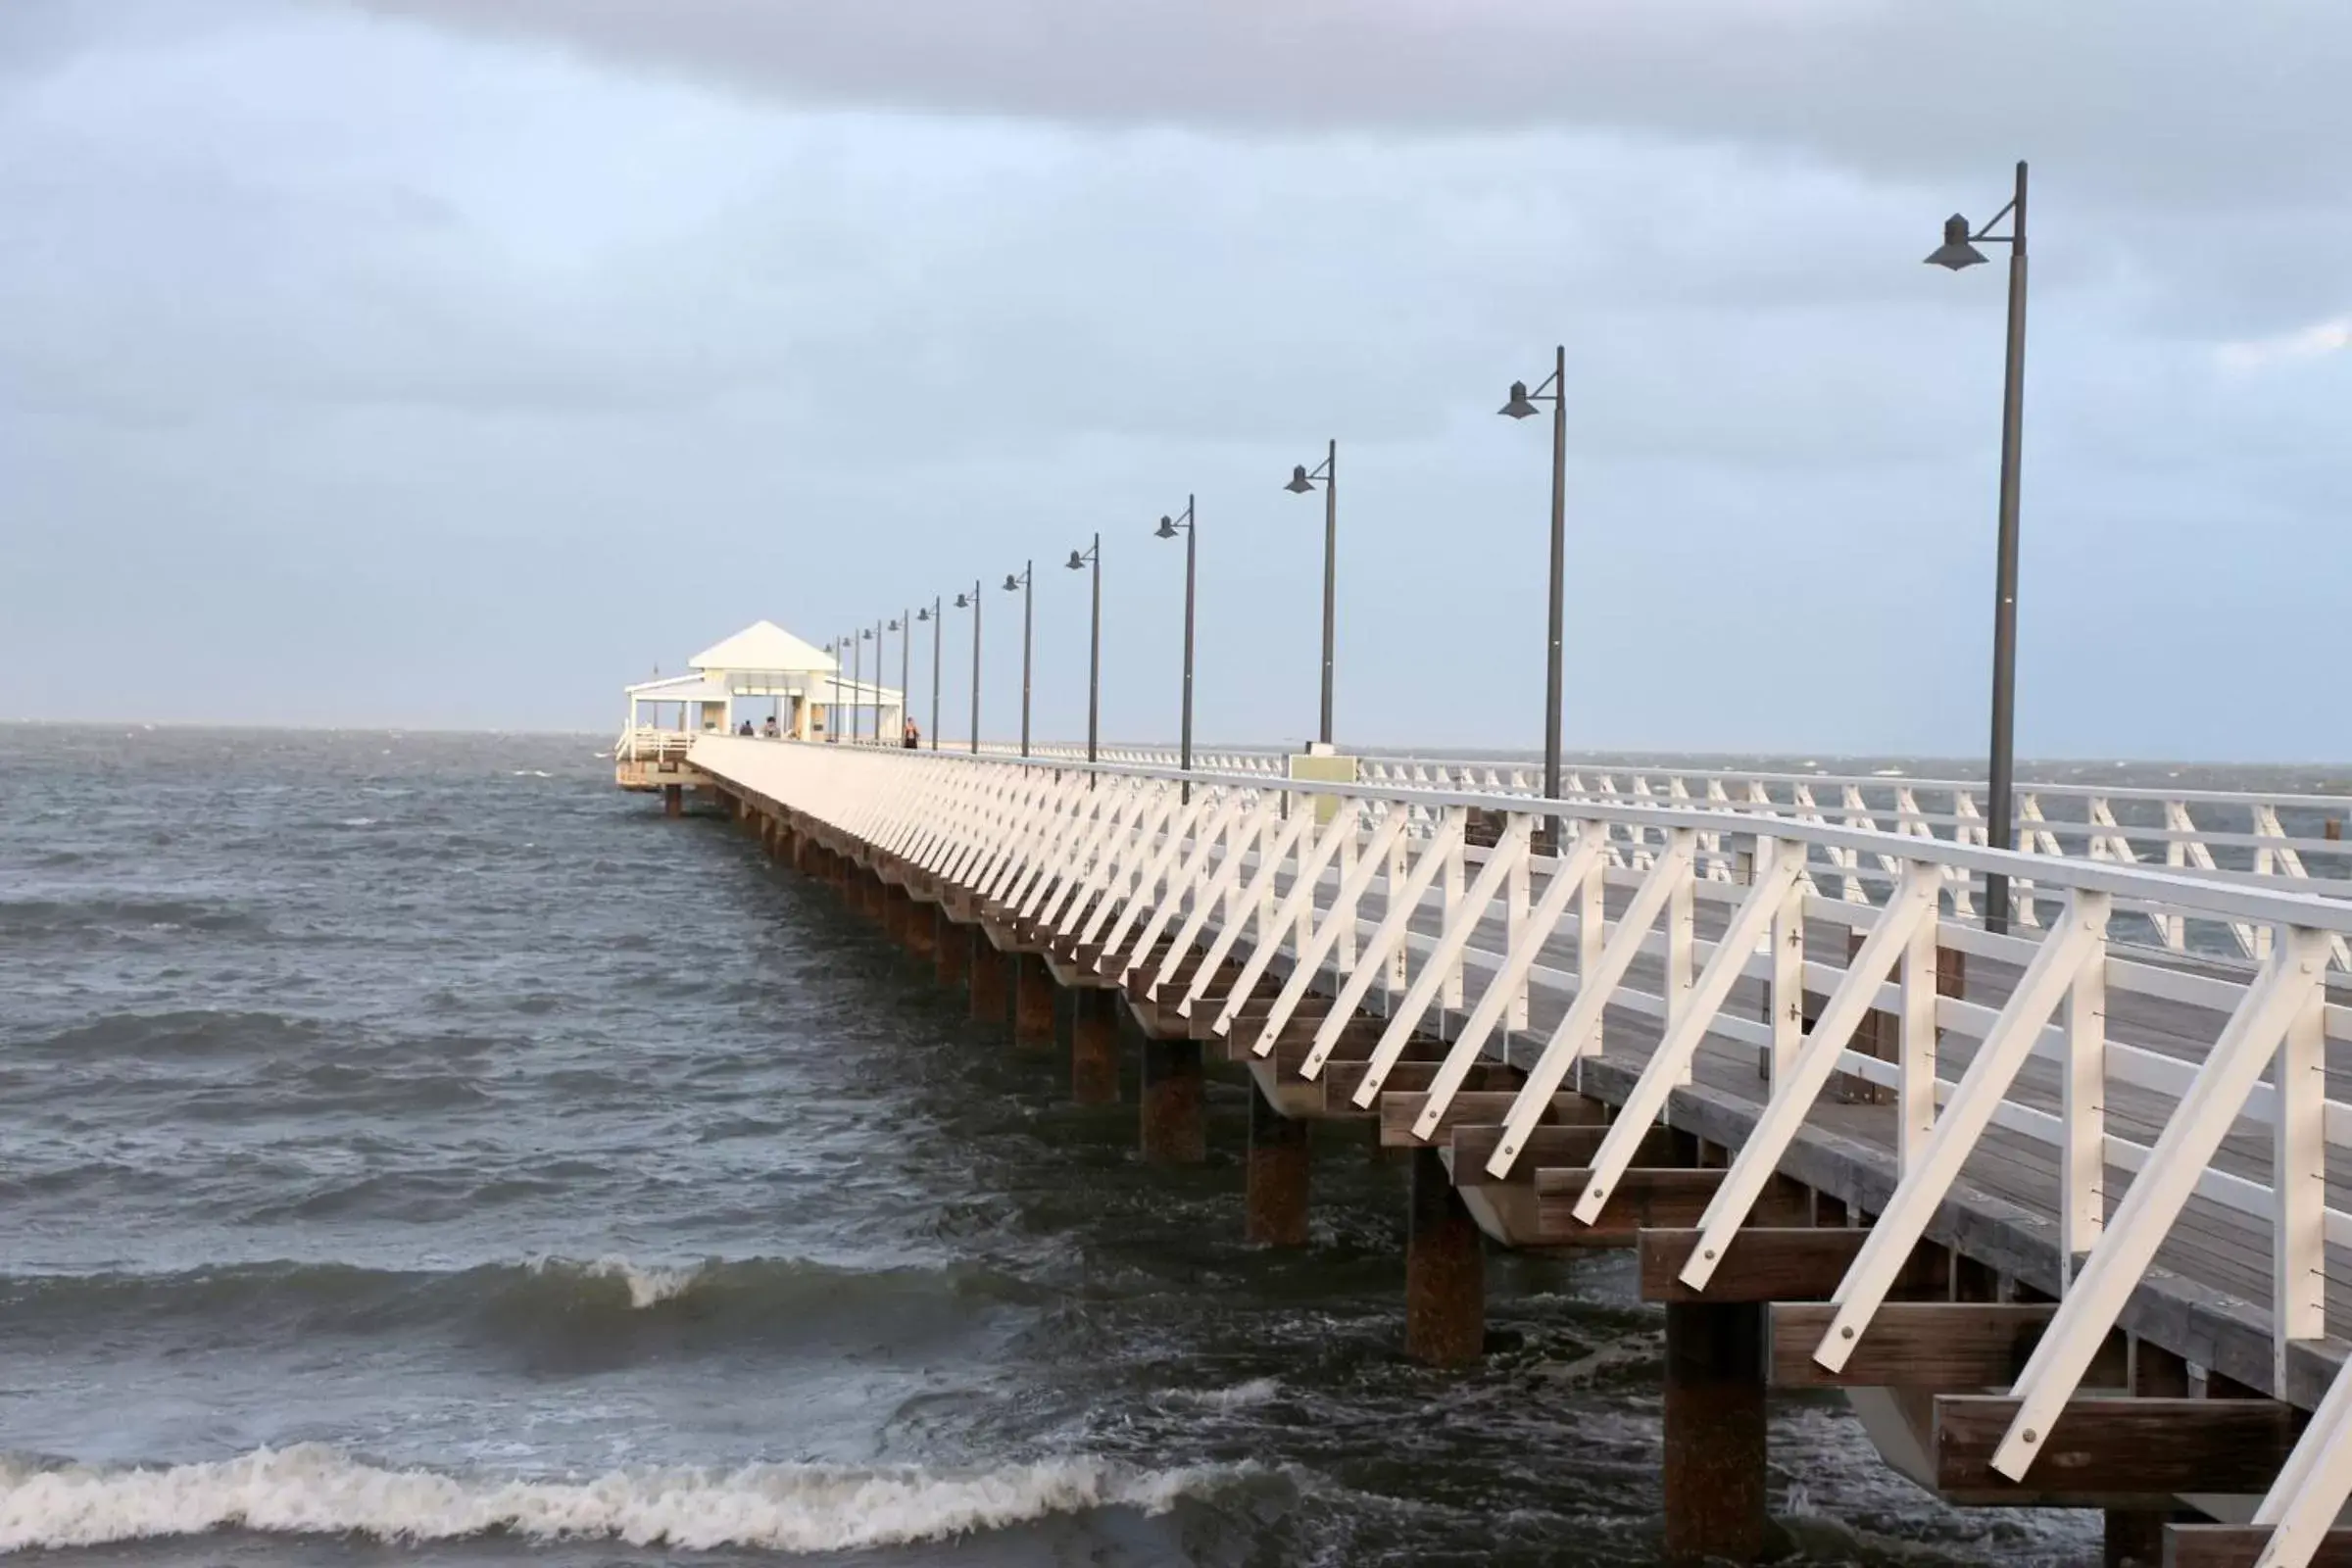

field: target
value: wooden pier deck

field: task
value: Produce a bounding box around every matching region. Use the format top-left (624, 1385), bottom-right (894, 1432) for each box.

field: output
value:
top-left (651, 738), bottom-right (2352, 1568)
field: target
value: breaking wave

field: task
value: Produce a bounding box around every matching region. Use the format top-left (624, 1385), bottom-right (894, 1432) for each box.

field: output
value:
top-left (0, 1255), bottom-right (1042, 1351)
top-left (526, 1252), bottom-right (701, 1308)
top-left (0, 1445), bottom-right (1259, 1552)
top-left (1165, 1376), bottom-right (1282, 1412)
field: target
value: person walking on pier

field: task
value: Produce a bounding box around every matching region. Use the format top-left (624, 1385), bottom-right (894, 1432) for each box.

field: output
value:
top-left (760, 714), bottom-right (779, 739)
top-left (903, 717), bottom-right (920, 750)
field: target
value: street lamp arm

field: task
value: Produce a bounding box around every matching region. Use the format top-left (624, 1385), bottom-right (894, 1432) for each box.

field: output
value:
top-left (1524, 368), bottom-right (1564, 402)
top-left (1968, 194), bottom-right (2023, 245)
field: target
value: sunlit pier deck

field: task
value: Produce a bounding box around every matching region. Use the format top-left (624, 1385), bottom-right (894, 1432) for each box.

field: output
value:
top-left (642, 723), bottom-right (2352, 1568)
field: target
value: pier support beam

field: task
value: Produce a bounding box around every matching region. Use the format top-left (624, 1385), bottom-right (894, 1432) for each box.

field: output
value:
top-left (1140, 1035), bottom-right (1205, 1164)
top-left (1662, 1301), bottom-right (1769, 1565)
top-left (934, 911), bottom-right (970, 989)
top-left (2103, 1512), bottom-right (2165, 1568)
top-left (1012, 953), bottom-right (1057, 1047)
top-left (903, 898), bottom-right (936, 961)
top-left (2105, 1343), bottom-right (2188, 1568)
top-left (969, 935), bottom-right (1011, 1027)
top-left (662, 783), bottom-right (682, 817)
top-left (1065, 988), bottom-right (1120, 1105)
top-left (1246, 1081), bottom-right (1310, 1247)
top-left (1404, 1147), bottom-right (1484, 1366)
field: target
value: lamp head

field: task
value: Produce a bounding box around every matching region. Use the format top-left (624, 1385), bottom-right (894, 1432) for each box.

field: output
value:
top-left (1154, 515), bottom-right (1178, 539)
top-left (1497, 380), bottom-right (1541, 418)
top-left (916, 607), bottom-right (931, 622)
top-left (887, 618), bottom-right (900, 631)
top-left (1285, 465), bottom-right (1315, 494)
top-left (1003, 572), bottom-right (1021, 592)
top-left (954, 593), bottom-right (970, 610)
top-left (1925, 214), bottom-right (1988, 270)
top-left (1065, 550), bottom-right (1086, 570)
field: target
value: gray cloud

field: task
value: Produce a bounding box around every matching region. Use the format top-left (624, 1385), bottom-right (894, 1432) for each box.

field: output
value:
top-left (1, 0), bottom-right (2345, 760)
top-left (339, 0), bottom-right (2352, 342)
top-left (344, 1), bottom-right (2352, 210)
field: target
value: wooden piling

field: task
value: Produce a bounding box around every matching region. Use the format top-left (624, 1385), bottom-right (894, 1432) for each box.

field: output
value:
top-left (2108, 1344), bottom-right (2195, 1568)
top-left (1662, 1300), bottom-right (1769, 1564)
top-left (934, 909), bottom-right (970, 989)
top-left (1068, 987), bottom-right (1120, 1105)
top-left (1140, 1035), bottom-right (1205, 1163)
top-left (1012, 952), bottom-right (1056, 1046)
top-left (1404, 1147), bottom-right (1483, 1366)
top-left (903, 895), bottom-right (936, 960)
top-left (1245, 1079), bottom-right (1310, 1246)
top-left (662, 783), bottom-right (682, 817)
top-left (968, 933), bottom-right (1010, 1026)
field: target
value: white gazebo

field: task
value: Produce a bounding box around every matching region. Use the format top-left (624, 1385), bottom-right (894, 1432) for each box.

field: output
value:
top-left (619, 619), bottom-right (903, 750)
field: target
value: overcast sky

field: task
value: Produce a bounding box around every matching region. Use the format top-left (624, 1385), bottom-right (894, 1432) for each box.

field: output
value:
top-left (4, 1), bottom-right (2346, 758)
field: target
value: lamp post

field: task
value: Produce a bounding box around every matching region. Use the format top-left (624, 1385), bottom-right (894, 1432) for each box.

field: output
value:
top-left (1499, 346), bottom-right (1569, 835)
top-left (1153, 498), bottom-right (1197, 785)
top-left (854, 628), bottom-right (870, 744)
top-left (1927, 160), bottom-right (2031, 935)
top-left (837, 634), bottom-right (855, 743)
top-left (953, 581), bottom-right (980, 754)
top-left (1003, 561), bottom-right (1034, 759)
top-left (1064, 533), bottom-right (1102, 763)
top-left (1285, 440), bottom-right (1339, 747)
top-left (856, 625), bottom-right (874, 743)
top-left (915, 598), bottom-right (942, 750)
top-left (890, 612), bottom-right (910, 745)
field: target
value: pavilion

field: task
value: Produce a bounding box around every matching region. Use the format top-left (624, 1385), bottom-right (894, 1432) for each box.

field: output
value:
top-left (620, 620), bottom-right (903, 748)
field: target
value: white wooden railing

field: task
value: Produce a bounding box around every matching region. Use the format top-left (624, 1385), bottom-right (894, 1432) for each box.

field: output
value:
top-left (613, 725), bottom-right (698, 764)
top-left (1008, 743), bottom-right (2351, 970)
top-left (695, 737), bottom-right (2352, 1568)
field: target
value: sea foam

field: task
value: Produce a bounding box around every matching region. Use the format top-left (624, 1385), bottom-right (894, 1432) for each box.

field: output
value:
top-left (1167, 1376), bottom-right (1281, 1412)
top-left (526, 1252), bottom-right (705, 1308)
top-left (0, 1446), bottom-right (1244, 1552)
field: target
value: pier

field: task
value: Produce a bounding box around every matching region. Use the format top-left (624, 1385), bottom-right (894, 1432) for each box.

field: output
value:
top-left (626, 703), bottom-right (2352, 1566)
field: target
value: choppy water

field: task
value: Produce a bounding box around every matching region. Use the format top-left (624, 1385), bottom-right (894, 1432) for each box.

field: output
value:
top-left (0, 725), bottom-right (2136, 1564)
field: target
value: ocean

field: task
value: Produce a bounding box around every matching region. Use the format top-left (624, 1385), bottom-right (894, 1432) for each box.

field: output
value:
top-left (9, 722), bottom-right (2291, 1565)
